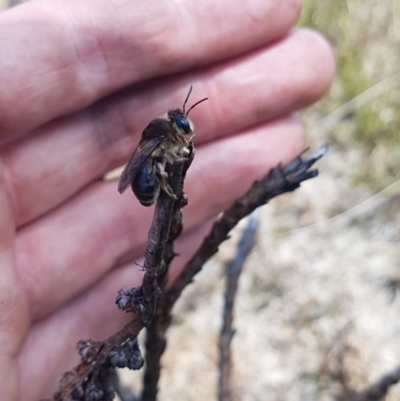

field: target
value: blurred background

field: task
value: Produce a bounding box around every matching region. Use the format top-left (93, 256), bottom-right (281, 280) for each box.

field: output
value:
top-left (155, 2), bottom-right (400, 400)
top-left (2, 0), bottom-right (399, 400)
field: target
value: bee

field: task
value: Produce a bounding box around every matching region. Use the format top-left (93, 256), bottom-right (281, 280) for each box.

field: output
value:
top-left (118, 86), bottom-right (208, 206)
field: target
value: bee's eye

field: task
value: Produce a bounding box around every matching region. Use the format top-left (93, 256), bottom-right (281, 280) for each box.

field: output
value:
top-left (176, 116), bottom-right (191, 133)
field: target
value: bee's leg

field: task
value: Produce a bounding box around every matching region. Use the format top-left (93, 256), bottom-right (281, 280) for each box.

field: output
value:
top-left (155, 162), bottom-right (177, 199)
top-left (178, 146), bottom-right (190, 158)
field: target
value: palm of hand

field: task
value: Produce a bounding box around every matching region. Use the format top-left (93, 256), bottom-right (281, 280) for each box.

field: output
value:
top-left (0, 0), bottom-right (334, 399)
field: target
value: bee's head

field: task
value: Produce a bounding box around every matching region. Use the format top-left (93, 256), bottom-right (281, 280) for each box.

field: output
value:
top-left (168, 86), bottom-right (208, 134)
top-left (168, 109), bottom-right (193, 134)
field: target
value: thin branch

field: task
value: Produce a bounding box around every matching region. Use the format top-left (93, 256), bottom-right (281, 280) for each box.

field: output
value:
top-left (47, 144), bottom-right (327, 401)
top-left (141, 146), bottom-right (194, 401)
top-left (218, 209), bottom-right (260, 401)
top-left (47, 162), bottom-right (186, 401)
top-left (140, 161), bottom-right (185, 326)
top-left (167, 144), bottom-right (328, 306)
top-left (137, 144), bottom-right (327, 401)
top-left (349, 366), bottom-right (400, 401)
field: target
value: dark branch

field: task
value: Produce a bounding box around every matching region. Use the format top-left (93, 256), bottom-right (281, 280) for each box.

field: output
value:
top-left (141, 146), bottom-right (194, 401)
top-left (48, 161), bottom-right (186, 401)
top-left (218, 210), bottom-right (260, 401)
top-left (140, 161), bottom-right (185, 326)
top-left (167, 144), bottom-right (328, 305)
top-left (349, 366), bottom-right (400, 401)
top-left (47, 144), bottom-right (327, 401)
top-left (139, 145), bottom-right (327, 401)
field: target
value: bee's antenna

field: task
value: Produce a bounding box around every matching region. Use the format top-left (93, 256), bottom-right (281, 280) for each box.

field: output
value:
top-left (182, 86), bottom-right (193, 114)
top-left (187, 97), bottom-right (208, 116)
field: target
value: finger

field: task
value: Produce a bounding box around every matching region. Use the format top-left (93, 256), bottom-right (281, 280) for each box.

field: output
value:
top-left (0, 165), bottom-right (30, 401)
top-left (3, 29), bottom-right (334, 226)
top-left (0, 0), bottom-right (301, 137)
top-left (16, 116), bottom-right (305, 320)
top-left (19, 263), bottom-right (138, 401)
top-left (19, 220), bottom-right (214, 401)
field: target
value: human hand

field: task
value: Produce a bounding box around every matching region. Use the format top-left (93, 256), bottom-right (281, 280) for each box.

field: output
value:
top-left (0, 0), bottom-right (334, 399)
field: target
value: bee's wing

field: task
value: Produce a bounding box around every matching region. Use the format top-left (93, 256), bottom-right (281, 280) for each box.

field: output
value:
top-left (117, 137), bottom-right (163, 194)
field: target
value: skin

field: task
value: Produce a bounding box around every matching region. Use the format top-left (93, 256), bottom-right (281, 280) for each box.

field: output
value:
top-left (0, 0), bottom-right (335, 399)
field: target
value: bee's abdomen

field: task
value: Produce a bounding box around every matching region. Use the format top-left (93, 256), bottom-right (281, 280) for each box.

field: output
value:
top-left (132, 164), bottom-right (160, 206)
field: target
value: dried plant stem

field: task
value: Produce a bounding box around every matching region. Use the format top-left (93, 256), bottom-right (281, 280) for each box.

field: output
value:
top-left (218, 210), bottom-right (260, 401)
top-left (349, 366), bottom-right (400, 401)
top-left (49, 145), bottom-right (326, 401)
top-left (140, 145), bottom-right (327, 401)
top-left (142, 149), bottom-right (194, 401)
top-left (49, 162), bottom-right (185, 401)
top-left (167, 144), bottom-right (327, 305)
top-left (140, 162), bottom-right (185, 326)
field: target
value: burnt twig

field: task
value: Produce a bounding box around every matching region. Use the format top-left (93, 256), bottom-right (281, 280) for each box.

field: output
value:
top-left (141, 146), bottom-right (194, 401)
top-left (48, 144), bottom-right (327, 401)
top-left (48, 161), bottom-right (186, 401)
top-left (349, 366), bottom-right (400, 401)
top-left (139, 161), bottom-right (185, 326)
top-left (167, 144), bottom-right (328, 305)
top-left (138, 144), bottom-right (327, 401)
top-left (218, 210), bottom-right (260, 401)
